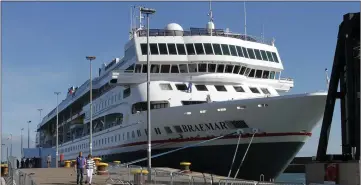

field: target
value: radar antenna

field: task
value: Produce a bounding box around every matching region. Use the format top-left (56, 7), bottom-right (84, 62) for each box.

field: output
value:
top-left (207, 0), bottom-right (215, 36)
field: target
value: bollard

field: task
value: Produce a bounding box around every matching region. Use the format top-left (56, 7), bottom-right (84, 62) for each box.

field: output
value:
top-left (93, 157), bottom-right (101, 166)
top-left (97, 163), bottom-right (109, 175)
top-left (64, 161), bottom-right (71, 168)
top-left (180, 162), bottom-right (191, 173)
top-left (131, 169), bottom-right (149, 185)
top-left (113, 160), bottom-right (121, 165)
top-left (0, 164), bottom-right (8, 176)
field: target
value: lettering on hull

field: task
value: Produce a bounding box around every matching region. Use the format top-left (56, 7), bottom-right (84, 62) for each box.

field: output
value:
top-left (175, 120), bottom-right (248, 133)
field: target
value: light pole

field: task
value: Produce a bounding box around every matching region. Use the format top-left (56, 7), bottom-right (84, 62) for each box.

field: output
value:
top-left (86, 56), bottom-right (96, 155)
top-left (54, 92), bottom-right (60, 168)
top-left (27, 121), bottom-right (31, 148)
top-left (140, 6), bottom-right (156, 182)
top-left (9, 134), bottom-right (12, 157)
top-left (1, 144), bottom-right (5, 162)
top-left (21, 128), bottom-right (24, 158)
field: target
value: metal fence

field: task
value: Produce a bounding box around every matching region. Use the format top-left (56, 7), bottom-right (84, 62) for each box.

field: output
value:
top-left (3, 156), bottom-right (37, 185)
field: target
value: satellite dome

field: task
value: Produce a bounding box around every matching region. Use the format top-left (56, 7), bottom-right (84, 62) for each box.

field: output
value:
top-left (165, 23), bottom-right (183, 31)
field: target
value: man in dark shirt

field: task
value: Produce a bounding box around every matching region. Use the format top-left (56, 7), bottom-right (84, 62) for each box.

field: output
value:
top-left (74, 152), bottom-right (86, 185)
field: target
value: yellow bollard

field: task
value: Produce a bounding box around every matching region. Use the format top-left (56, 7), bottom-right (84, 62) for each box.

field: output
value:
top-left (97, 163), bottom-right (109, 175)
top-left (131, 169), bottom-right (149, 185)
top-left (113, 160), bottom-right (121, 165)
top-left (64, 161), bottom-right (71, 168)
top-left (180, 162), bottom-right (191, 173)
top-left (93, 157), bottom-right (101, 166)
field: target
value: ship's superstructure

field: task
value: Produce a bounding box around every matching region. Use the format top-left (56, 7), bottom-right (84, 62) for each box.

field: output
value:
top-left (36, 6), bottom-right (327, 181)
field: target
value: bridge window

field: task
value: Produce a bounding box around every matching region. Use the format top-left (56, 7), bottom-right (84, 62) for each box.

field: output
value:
top-left (175, 84), bottom-right (188, 91)
top-left (186, 43), bottom-right (195, 55)
top-left (194, 43), bottom-right (205, 55)
top-left (125, 64), bottom-right (134, 73)
top-left (123, 88), bottom-right (131, 98)
top-left (177, 44), bottom-right (186, 55)
top-left (236, 46), bottom-right (244, 57)
top-left (213, 44), bottom-right (222, 55)
top-left (135, 64), bottom-right (142, 73)
top-left (244, 68), bottom-right (251, 76)
top-left (272, 52), bottom-right (279, 63)
top-left (151, 64), bottom-right (160, 73)
top-left (188, 64), bottom-right (198, 73)
top-left (158, 43), bottom-right (168, 55)
top-left (221, 44), bottom-right (230, 55)
top-left (255, 70), bottom-right (263, 78)
top-left (261, 88), bottom-right (271, 94)
top-left (179, 64), bottom-right (188, 73)
top-left (216, 64), bottom-right (225, 73)
top-left (181, 101), bottom-right (207, 105)
top-left (260, 50), bottom-right (269, 61)
top-left (208, 64), bottom-right (216, 73)
top-left (248, 69), bottom-right (255, 77)
top-left (254, 49), bottom-right (263, 60)
top-left (233, 65), bottom-right (241, 74)
top-left (242, 47), bottom-right (249, 58)
top-left (159, 83), bottom-right (173, 90)
top-left (266, 51), bottom-right (274, 62)
top-left (204, 43), bottom-right (214, 54)
top-left (142, 64), bottom-right (147, 73)
top-left (247, 48), bottom-right (256, 59)
top-left (225, 65), bottom-right (234, 73)
top-left (195, 85), bottom-right (208, 91)
top-left (160, 65), bottom-right (170, 73)
top-left (215, 85), bottom-right (227, 92)
top-left (234, 86), bottom-right (245, 92)
top-left (167, 43), bottom-right (177, 55)
top-left (150, 43), bottom-right (159, 55)
top-left (239, 66), bottom-right (246, 75)
top-left (270, 71), bottom-right (275, 79)
top-left (171, 65), bottom-right (180, 73)
top-left (230, 45), bottom-right (238, 56)
top-left (140, 44), bottom-right (148, 55)
top-left (262, 70), bottom-right (270, 79)
top-left (250, 87), bottom-right (260, 93)
top-left (198, 63), bottom-right (207, 72)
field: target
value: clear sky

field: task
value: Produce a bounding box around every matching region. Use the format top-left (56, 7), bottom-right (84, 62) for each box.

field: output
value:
top-left (1, 1), bottom-right (359, 160)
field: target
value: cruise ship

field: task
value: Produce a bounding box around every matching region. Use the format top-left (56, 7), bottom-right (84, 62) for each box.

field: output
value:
top-left (36, 6), bottom-right (327, 181)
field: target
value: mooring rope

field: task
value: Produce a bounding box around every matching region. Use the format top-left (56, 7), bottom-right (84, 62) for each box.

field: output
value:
top-left (227, 133), bottom-right (242, 178)
top-left (233, 132), bottom-right (256, 179)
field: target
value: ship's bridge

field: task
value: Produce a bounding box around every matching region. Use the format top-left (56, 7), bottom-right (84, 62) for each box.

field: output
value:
top-left (131, 23), bottom-right (283, 71)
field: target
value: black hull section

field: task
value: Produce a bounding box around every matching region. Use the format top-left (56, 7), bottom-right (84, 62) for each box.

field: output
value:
top-left (106, 142), bottom-right (305, 181)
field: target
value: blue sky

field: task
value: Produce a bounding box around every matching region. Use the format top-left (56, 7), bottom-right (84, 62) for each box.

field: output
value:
top-left (1, 1), bottom-right (359, 160)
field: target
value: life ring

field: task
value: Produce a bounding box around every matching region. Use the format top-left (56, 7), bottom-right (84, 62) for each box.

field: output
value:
top-left (325, 163), bottom-right (337, 181)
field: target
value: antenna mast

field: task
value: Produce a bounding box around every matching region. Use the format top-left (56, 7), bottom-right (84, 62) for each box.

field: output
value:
top-left (243, 1), bottom-right (247, 39)
top-left (207, 0), bottom-right (214, 36)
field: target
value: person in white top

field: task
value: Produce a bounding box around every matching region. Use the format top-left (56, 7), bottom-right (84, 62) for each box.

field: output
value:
top-left (85, 154), bottom-right (96, 185)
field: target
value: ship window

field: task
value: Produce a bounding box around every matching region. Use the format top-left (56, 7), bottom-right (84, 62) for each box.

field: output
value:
top-left (198, 63), bottom-right (207, 72)
top-left (254, 49), bottom-right (263, 60)
top-left (179, 64), bottom-right (188, 73)
top-left (233, 65), bottom-right (241, 74)
top-left (125, 64), bottom-right (134, 73)
top-left (175, 84), bottom-right (188, 91)
top-left (204, 43), bottom-right (214, 54)
top-left (167, 43), bottom-right (177, 55)
top-left (255, 70), bottom-right (263, 78)
top-left (135, 64), bottom-right (142, 73)
top-left (208, 64), bottom-right (216, 72)
top-left (248, 69), bottom-right (255, 77)
top-left (242, 47), bottom-right (249, 58)
top-left (164, 126), bottom-right (173, 134)
top-left (159, 83), bottom-right (173, 90)
top-left (213, 44), bottom-right (222, 55)
top-left (215, 85), bottom-right (227, 92)
top-left (231, 120), bottom-right (248, 128)
top-left (171, 65), bottom-right (180, 73)
top-left (140, 44), bottom-right (148, 55)
top-left (239, 66), bottom-right (246, 75)
top-left (177, 44), bottom-right (186, 55)
top-left (270, 71), bottom-right (275, 79)
top-left (142, 64), bottom-right (147, 73)
top-left (236, 46), bottom-right (244, 57)
top-left (262, 70), bottom-right (270, 79)
top-left (266, 51), bottom-right (274, 62)
top-left (151, 64), bottom-right (160, 73)
top-left (186, 43), bottom-right (195, 55)
top-left (123, 88), bottom-right (131, 98)
top-left (150, 43), bottom-right (159, 55)
top-left (188, 64), bottom-right (198, 73)
top-left (250, 87), bottom-right (260, 93)
top-left (195, 85), bottom-right (208, 91)
top-left (160, 64), bottom-right (170, 73)
top-left (216, 64), bottom-right (225, 73)
top-left (182, 101), bottom-right (207, 105)
top-left (271, 52), bottom-right (279, 63)
top-left (225, 65), bottom-right (234, 73)
top-left (261, 88), bottom-right (271, 94)
top-left (221, 44), bottom-right (230, 55)
top-left (158, 43), bottom-right (168, 55)
top-left (194, 43), bottom-right (205, 55)
top-left (244, 68), bottom-right (251, 76)
top-left (234, 86), bottom-right (245, 92)
top-left (247, 48), bottom-right (256, 59)
top-left (260, 50), bottom-right (269, 61)
top-left (229, 45), bottom-right (238, 56)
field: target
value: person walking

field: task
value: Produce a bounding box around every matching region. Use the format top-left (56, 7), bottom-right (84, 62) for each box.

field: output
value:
top-left (47, 154), bottom-right (51, 168)
top-left (85, 154), bottom-right (96, 185)
top-left (74, 152), bottom-right (86, 185)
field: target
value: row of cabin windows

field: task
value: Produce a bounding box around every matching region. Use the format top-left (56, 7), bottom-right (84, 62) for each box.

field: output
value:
top-left (159, 83), bottom-right (271, 95)
top-left (125, 63), bottom-right (279, 80)
top-left (140, 43), bottom-right (279, 63)
top-left (132, 102), bottom-right (170, 114)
